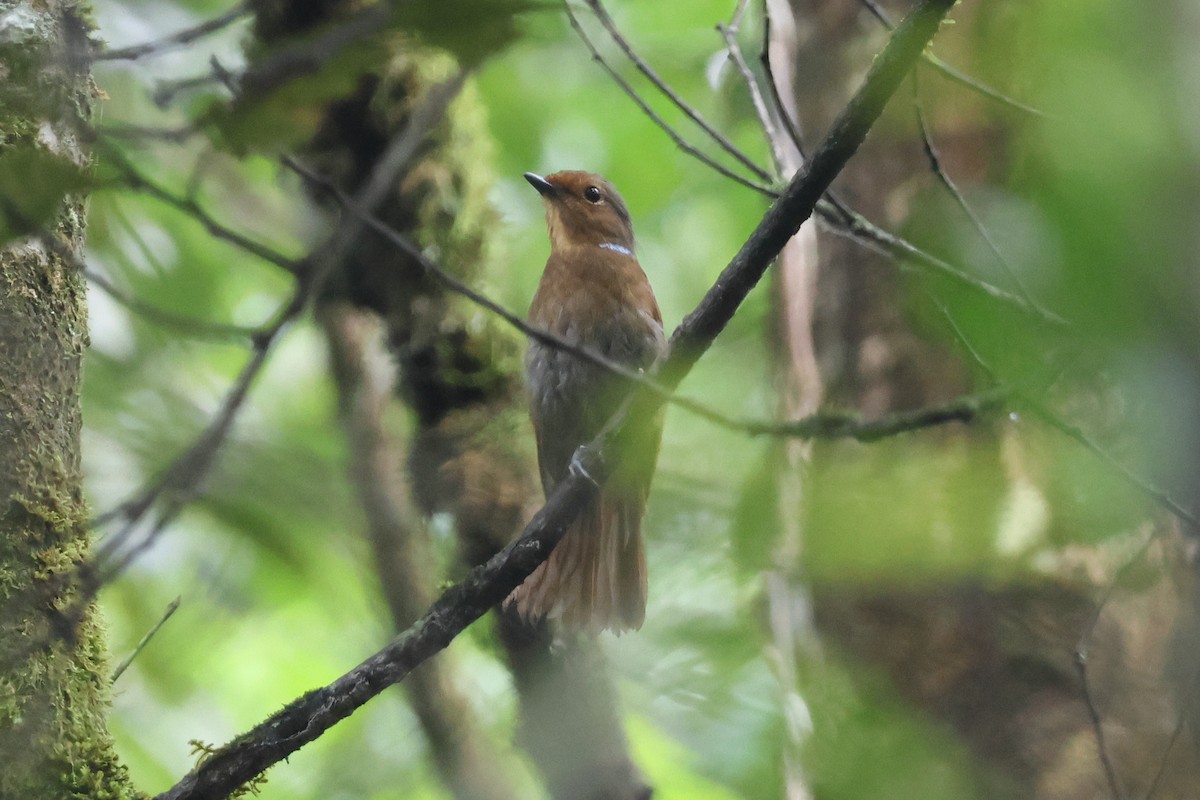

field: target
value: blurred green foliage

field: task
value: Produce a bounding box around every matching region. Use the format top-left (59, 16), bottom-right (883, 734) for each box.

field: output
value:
top-left (75, 0), bottom-right (1200, 797)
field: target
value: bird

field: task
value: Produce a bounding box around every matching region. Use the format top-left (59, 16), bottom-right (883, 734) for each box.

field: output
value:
top-left (507, 170), bottom-right (666, 633)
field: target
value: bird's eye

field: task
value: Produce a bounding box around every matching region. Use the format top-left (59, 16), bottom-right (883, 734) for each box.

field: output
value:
top-left (583, 186), bottom-right (603, 203)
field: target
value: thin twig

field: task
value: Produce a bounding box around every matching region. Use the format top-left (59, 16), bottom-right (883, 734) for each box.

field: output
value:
top-left (742, 390), bottom-right (1004, 439)
top-left (909, 74), bottom-right (1041, 309)
top-left (91, 291), bottom-right (296, 563)
top-left (111, 596), bottom-right (181, 682)
top-left (564, 0), bottom-right (1065, 327)
top-left (100, 146), bottom-right (302, 274)
top-left (1145, 717), bottom-right (1183, 800)
top-left (828, 202), bottom-right (1066, 325)
top-left (152, 69), bottom-right (228, 108)
top-left (563, 3), bottom-right (777, 196)
top-left (86, 269), bottom-right (261, 343)
top-left (582, 0), bottom-right (773, 182)
top-left (1068, 532), bottom-right (1155, 800)
top-left (155, 3), bottom-right (958, 795)
top-left (94, 2), bottom-right (251, 62)
top-left (759, 8), bottom-right (809, 163)
top-left (931, 295), bottom-right (1198, 529)
top-left (857, 0), bottom-right (1044, 118)
top-left (716, 19), bottom-right (786, 174)
top-left (1073, 648), bottom-right (1126, 800)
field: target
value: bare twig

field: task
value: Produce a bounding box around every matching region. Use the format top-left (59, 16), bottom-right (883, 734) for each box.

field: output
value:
top-left (94, 2), bottom-right (251, 62)
top-left (1145, 717), bottom-right (1183, 800)
top-left (562, 0), bottom-right (1065, 327)
top-left (152, 68), bottom-right (228, 108)
top-left (155, 2), bottom-right (958, 795)
top-left (1073, 646), bottom-right (1126, 800)
top-left (582, 0), bottom-right (773, 182)
top-left (931, 296), bottom-right (1198, 529)
top-left (563, 3), bottom-right (777, 196)
top-left (910, 74), bottom-right (1040, 308)
top-left (758, 7), bottom-right (809, 163)
top-left (743, 391), bottom-right (1004, 439)
top-left (1069, 532), bottom-right (1155, 800)
top-left (716, 18), bottom-right (786, 174)
top-left (101, 146), bottom-right (302, 274)
top-left (828, 202), bottom-right (1066, 325)
top-left (111, 596), bottom-right (181, 682)
top-left (86, 269), bottom-right (261, 343)
top-left (857, 0), bottom-right (1044, 118)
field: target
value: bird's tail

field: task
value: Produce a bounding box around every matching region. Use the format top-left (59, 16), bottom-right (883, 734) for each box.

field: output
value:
top-left (507, 494), bottom-right (647, 633)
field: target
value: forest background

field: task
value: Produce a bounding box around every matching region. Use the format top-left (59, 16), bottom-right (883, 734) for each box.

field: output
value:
top-left (3, 0), bottom-right (1199, 798)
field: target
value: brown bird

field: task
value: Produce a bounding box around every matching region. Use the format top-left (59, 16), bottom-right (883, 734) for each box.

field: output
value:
top-left (507, 170), bottom-right (666, 633)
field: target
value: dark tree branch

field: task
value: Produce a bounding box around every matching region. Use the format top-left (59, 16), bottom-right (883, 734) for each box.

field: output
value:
top-left (94, 2), bottom-right (251, 62)
top-left (153, 3), bottom-right (958, 797)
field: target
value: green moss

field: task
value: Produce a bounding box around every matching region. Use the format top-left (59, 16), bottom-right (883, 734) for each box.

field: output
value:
top-left (0, 2), bottom-right (139, 798)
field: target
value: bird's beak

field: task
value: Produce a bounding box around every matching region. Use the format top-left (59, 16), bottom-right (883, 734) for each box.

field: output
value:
top-left (524, 172), bottom-right (557, 198)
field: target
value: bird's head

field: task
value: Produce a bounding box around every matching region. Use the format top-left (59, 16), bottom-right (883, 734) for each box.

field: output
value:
top-left (524, 170), bottom-right (635, 253)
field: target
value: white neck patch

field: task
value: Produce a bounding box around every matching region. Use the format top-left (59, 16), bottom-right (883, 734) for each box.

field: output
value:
top-left (598, 242), bottom-right (634, 257)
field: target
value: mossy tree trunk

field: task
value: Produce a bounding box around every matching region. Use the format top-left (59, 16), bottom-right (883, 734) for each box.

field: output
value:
top-left (0, 1), bottom-right (137, 797)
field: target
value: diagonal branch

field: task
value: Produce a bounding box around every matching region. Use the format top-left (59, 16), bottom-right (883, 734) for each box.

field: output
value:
top-left (153, 2), bottom-right (958, 796)
top-left (86, 268), bottom-right (262, 342)
top-left (94, 2), bottom-right (251, 62)
top-left (101, 145), bottom-right (302, 274)
top-left (909, 74), bottom-right (1041, 309)
top-left (857, 0), bottom-right (1044, 118)
top-left (582, 0), bottom-right (772, 182)
top-left (931, 296), bottom-right (1199, 529)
